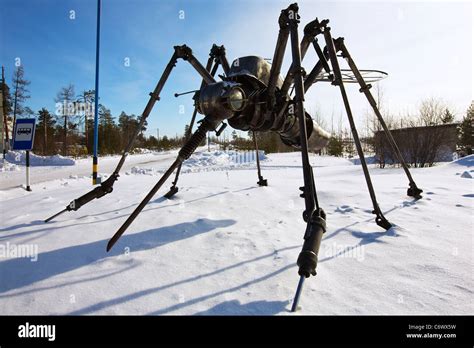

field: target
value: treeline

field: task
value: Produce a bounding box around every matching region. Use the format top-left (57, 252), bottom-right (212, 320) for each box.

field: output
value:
top-left (0, 69), bottom-right (188, 156)
top-left (33, 105), bottom-right (192, 156)
top-left (12, 103), bottom-right (137, 156)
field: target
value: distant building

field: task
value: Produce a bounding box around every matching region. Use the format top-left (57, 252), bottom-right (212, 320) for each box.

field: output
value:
top-left (374, 123), bottom-right (460, 167)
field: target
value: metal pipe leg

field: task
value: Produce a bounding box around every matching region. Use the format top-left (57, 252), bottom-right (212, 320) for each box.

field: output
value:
top-left (252, 131), bottom-right (267, 186)
top-left (338, 41), bottom-right (422, 199)
top-left (165, 46), bottom-right (225, 199)
top-left (324, 28), bottom-right (391, 230)
top-left (287, 4), bottom-right (327, 312)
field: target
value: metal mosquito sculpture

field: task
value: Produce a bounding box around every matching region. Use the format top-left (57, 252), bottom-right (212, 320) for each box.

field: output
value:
top-left (45, 3), bottom-right (423, 312)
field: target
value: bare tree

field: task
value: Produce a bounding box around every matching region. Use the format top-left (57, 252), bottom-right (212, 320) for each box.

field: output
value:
top-left (55, 84), bottom-right (76, 156)
top-left (418, 97), bottom-right (447, 126)
top-left (309, 103), bottom-right (328, 130)
top-left (12, 66), bottom-right (31, 125)
top-left (366, 83), bottom-right (396, 167)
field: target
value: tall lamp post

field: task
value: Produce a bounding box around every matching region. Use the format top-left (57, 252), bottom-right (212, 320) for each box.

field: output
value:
top-left (92, 0), bottom-right (101, 184)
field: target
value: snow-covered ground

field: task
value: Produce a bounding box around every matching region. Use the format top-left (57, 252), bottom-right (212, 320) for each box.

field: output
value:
top-left (0, 150), bottom-right (472, 315)
top-left (0, 150), bottom-right (179, 190)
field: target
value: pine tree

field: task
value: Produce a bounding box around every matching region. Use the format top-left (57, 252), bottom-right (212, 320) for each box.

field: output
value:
top-left (12, 66), bottom-right (31, 125)
top-left (98, 105), bottom-right (118, 154)
top-left (327, 136), bottom-right (344, 157)
top-left (35, 108), bottom-right (56, 155)
top-left (458, 102), bottom-right (473, 154)
top-left (84, 117), bottom-right (95, 154)
top-left (118, 111), bottom-right (139, 149)
top-left (160, 135), bottom-right (171, 150)
top-left (184, 124), bottom-right (190, 139)
top-left (441, 108), bottom-right (455, 124)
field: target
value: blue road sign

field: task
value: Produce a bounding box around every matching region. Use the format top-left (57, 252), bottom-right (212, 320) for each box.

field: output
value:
top-left (12, 118), bottom-right (36, 151)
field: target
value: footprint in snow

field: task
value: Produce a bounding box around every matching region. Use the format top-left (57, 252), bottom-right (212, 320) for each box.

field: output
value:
top-left (401, 200), bottom-right (417, 207)
top-left (335, 205), bottom-right (353, 213)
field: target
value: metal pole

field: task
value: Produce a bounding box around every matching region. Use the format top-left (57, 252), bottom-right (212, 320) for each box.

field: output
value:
top-left (26, 150), bottom-right (31, 191)
top-left (0, 68), bottom-right (4, 159)
top-left (253, 131), bottom-right (261, 177)
top-left (323, 28), bottom-right (391, 230)
top-left (92, 0), bottom-right (101, 185)
top-left (291, 275), bottom-right (305, 312)
top-left (252, 131), bottom-right (267, 186)
top-left (84, 91), bottom-right (88, 149)
top-left (1, 66), bottom-right (8, 159)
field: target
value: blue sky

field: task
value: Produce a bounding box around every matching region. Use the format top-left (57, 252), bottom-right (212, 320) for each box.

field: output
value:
top-left (1, 0), bottom-right (472, 138)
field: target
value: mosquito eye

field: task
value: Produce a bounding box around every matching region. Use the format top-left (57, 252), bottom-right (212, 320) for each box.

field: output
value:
top-left (227, 87), bottom-right (246, 112)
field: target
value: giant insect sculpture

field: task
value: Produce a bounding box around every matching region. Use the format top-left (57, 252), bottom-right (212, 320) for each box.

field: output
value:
top-left (45, 3), bottom-right (422, 311)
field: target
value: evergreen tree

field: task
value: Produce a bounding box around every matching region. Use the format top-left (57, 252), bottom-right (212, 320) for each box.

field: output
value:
top-left (160, 135), bottom-right (171, 150)
top-left (85, 117), bottom-right (94, 154)
top-left (441, 108), bottom-right (455, 124)
top-left (327, 136), bottom-right (344, 157)
top-left (144, 135), bottom-right (159, 149)
top-left (136, 114), bottom-right (148, 145)
top-left (98, 105), bottom-right (119, 154)
top-left (184, 124), bottom-right (190, 139)
top-left (458, 102), bottom-right (473, 154)
top-left (35, 108), bottom-right (56, 155)
top-left (118, 111), bottom-right (139, 149)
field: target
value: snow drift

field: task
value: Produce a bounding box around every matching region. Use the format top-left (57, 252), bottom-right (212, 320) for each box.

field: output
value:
top-left (6, 151), bottom-right (75, 167)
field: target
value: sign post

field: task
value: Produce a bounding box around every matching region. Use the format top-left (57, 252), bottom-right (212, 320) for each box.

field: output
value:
top-left (26, 150), bottom-right (31, 191)
top-left (12, 118), bottom-right (36, 192)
